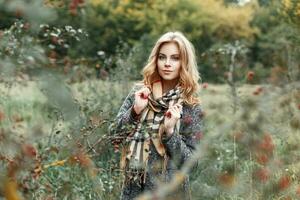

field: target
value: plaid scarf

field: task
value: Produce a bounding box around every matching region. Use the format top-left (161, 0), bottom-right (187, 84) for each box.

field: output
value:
top-left (121, 81), bottom-right (182, 183)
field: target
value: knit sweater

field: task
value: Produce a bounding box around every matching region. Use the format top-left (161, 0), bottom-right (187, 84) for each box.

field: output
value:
top-left (111, 84), bottom-right (204, 200)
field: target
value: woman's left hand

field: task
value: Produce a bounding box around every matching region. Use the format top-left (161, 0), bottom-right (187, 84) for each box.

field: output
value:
top-left (164, 103), bottom-right (182, 137)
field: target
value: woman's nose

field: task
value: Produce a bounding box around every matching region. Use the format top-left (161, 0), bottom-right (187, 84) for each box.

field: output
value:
top-left (165, 58), bottom-right (171, 67)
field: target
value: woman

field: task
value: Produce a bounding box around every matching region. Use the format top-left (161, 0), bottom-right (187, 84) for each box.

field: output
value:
top-left (111, 31), bottom-right (203, 200)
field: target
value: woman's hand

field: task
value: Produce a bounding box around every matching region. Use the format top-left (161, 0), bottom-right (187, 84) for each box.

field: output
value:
top-left (133, 86), bottom-right (151, 115)
top-left (164, 103), bottom-right (182, 137)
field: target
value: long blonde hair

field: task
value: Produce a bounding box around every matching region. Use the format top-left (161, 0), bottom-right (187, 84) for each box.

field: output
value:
top-left (142, 31), bottom-right (201, 105)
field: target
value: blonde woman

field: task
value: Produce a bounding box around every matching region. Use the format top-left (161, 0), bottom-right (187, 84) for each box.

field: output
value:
top-left (111, 31), bottom-right (204, 200)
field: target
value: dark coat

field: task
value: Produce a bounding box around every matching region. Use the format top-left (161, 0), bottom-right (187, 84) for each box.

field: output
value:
top-left (111, 84), bottom-right (204, 200)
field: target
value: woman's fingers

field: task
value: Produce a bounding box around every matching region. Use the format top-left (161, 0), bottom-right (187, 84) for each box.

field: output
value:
top-left (142, 87), bottom-right (151, 95)
top-left (165, 103), bottom-right (182, 119)
top-left (136, 87), bottom-right (150, 100)
top-left (137, 87), bottom-right (151, 99)
top-left (172, 104), bottom-right (181, 113)
top-left (172, 109), bottom-right (181, 119)
top-left (134, 87), bottom-right (151, 114)
top-left (165, 107), bottom-right (180, 119)
top-left (175, 103), bottom-right (182, 112)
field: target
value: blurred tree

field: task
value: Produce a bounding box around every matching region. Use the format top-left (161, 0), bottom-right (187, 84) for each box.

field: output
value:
top-left (281, 0), bottom-right (300, 28)
top-left (82, 0), bottom-right (258, 80)
top-left (1, 0), bottom-right (298, 82)
top-left (248, 0), bottom-right (300, 83)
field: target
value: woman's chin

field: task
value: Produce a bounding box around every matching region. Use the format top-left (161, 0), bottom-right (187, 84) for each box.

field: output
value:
top-left (159, 75), bottom-right (175, 81)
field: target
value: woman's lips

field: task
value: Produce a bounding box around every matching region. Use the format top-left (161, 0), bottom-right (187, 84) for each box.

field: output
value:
top-left (163, 70), bottom-right (172, 73)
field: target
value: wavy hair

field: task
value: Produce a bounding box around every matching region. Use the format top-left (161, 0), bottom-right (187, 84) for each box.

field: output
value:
top-left (142, 31), bottom-right (201, 105)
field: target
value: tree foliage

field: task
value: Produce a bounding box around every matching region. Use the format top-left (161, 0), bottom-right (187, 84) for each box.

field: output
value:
top-left (1, 0), bottom-right (300, 82)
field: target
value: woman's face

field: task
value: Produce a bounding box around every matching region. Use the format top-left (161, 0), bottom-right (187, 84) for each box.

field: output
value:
top-left (157, 42), bottom-right (181, 82)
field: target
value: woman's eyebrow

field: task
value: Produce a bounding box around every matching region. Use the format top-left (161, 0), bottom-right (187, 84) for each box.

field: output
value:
top-left (158, 53), bottom-right (180, 56)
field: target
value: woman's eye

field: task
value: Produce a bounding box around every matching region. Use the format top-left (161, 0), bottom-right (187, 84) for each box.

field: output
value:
top-left (172, 56), bottom-right (180, 61)
top-left (158, 55), bottom-right (166, 60)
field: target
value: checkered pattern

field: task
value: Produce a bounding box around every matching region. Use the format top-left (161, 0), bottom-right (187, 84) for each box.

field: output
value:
top-left (125, 86), bottom-right (182, 172)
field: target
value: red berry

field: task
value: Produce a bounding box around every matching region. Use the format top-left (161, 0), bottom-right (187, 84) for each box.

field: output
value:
top-left (254, 167), bottom-right (270, 182)
top-left (194, 132), bottom-right (203, 140)
top-left (202, 82), bottom-right (208, 89)
top-left (256, 153), bottom-right (269, 165)
top-left (22, 144), bottom-right (37, 158)
top-left (219, 172), bottom-right (235, 187)
top-left (140, 93), bottom-right (148, 99)
top-left (259, 133), bottom-right (275, 153)
top-left (165, 111), bottom-right (171, 118)
top-left (183, 116), bottom-right (192, 124)
top-left (247, 71), bottom-right (255, 81)
top-left (278, 175), bottom-right (291, 191)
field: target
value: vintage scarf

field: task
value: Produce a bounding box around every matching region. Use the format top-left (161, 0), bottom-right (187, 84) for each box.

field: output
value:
top-left (120, 80), bottom-right (183, 183)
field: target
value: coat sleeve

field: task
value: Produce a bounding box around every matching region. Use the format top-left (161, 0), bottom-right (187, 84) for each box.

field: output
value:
top-left (162, 104), bottom-right (204, 168)
top-left (109, 84), bottom-right (142, 139)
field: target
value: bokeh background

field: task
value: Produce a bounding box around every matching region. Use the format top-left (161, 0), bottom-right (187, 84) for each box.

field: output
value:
top-left (0, 0), bottom-right (300, 199)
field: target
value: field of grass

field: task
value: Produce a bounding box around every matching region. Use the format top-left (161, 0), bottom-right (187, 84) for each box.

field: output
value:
top-left (1, 79), bottom-right (300, 199)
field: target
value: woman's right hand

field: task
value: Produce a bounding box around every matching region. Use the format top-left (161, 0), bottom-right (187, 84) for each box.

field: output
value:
top-left (133, 86), bottom-right (151, 115)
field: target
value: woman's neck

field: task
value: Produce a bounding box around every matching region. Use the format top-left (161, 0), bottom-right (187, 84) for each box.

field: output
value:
top-left (162, 79), bottom-right (179, 94)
